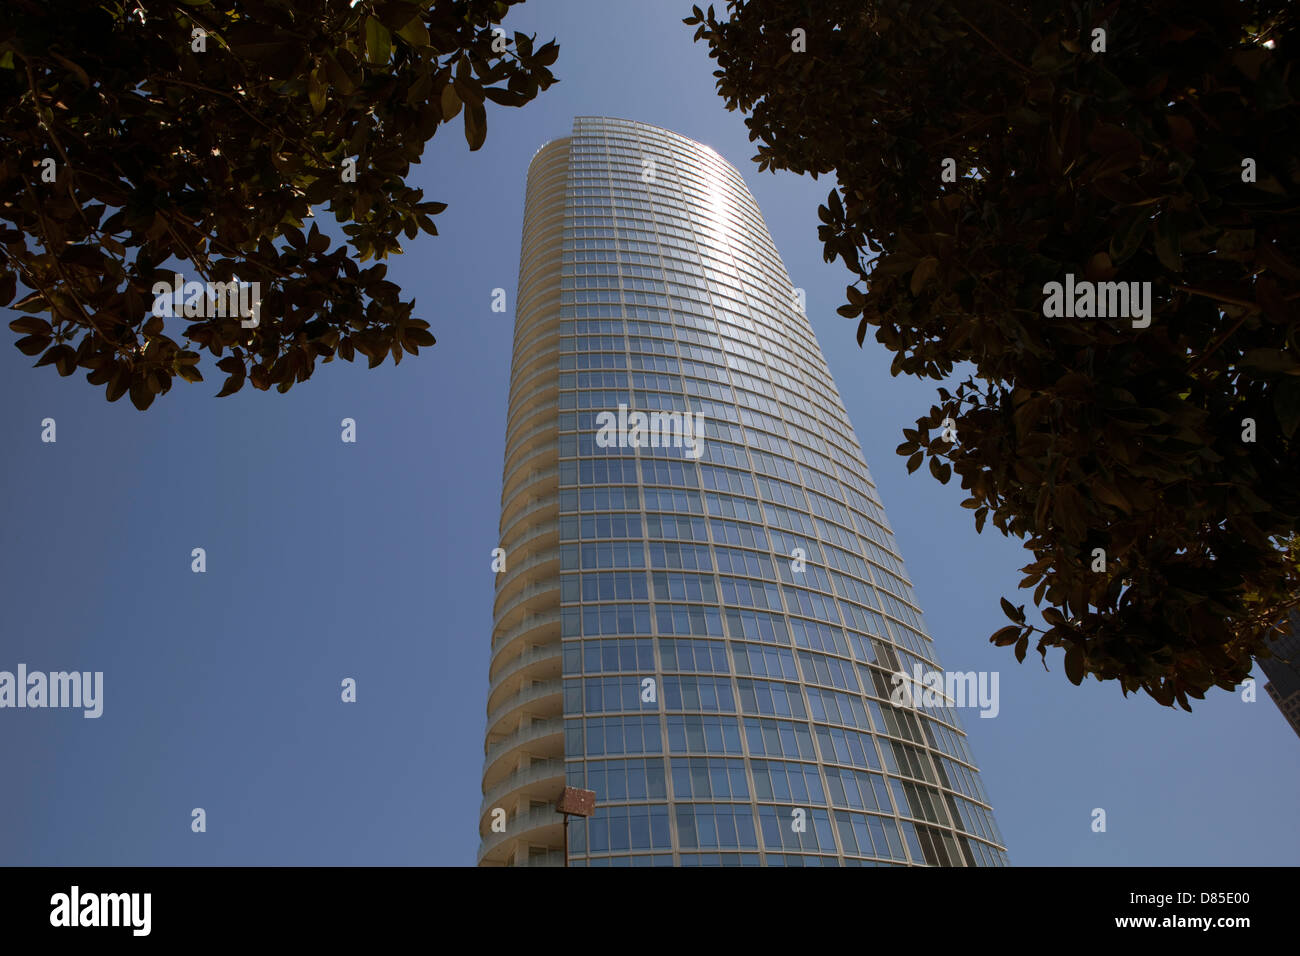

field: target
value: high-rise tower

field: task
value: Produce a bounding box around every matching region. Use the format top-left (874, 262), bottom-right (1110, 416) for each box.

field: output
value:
top-left (1259, 610), bottom-right (1300, 739)
top-left (479, 117), bottom-right (1008, 866)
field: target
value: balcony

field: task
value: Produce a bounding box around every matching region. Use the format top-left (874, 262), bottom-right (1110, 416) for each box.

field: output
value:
top-left (498, 496), bottom-right (558, 553)
top-left (502, 442), bottom-right (559, 502)
top-left (487, 640), bottom-right (562, 698)
top-left (483, 717), bottom-right (565, 780)
top-left (478, 805), bottom-right (566, 861)
top-left (492, 609), bottom-right (561, 658)
top-left (498, 467), bottom-right (558, 527)
top-left (504, 398), bottom-right (559, 456)
top-left (513, 849), bottom-right (567, 868)
top-left (492, 577), bottom-right (560, 634)
top-left (484, 677), bottom-right (563, 734)
top-left (480, 758), bottom-right (567, 817)
top-left (502, 420), bottom-right (559, 478)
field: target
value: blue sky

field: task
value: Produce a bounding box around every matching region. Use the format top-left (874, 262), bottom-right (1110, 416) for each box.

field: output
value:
top-left (1, 0), bottom-right (1295, 866)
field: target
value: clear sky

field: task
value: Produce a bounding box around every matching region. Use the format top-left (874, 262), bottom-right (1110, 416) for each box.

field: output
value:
top-left (1, 0), bottom-right (1295, 866)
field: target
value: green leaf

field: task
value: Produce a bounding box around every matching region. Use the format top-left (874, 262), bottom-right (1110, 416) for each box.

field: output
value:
top-left (15, 334), bottom-right (51, 356)
top-left (1000, 597), bottom-right (1025, 623)
top-left (396, 16), bottom-right (430, 48)
top-left (323, 53), bottom-right (355, 95)
top-left (86, 361), bottom-right (116, 386)
top-left (49, 51), bottom-right (91, 88)
top-left (1013, 634), bottom-right (1029, 663)
top-left (51, 345), bottom-right (78, 376)
top-left (406, 67), bottom-right (433, 105)
top-left (1109, 208), bottom-right (1149, 264)
top-left (990, 624), bottom-right (1021, 646)
top-left (1274, 379), bottom-right (1300, 438)
top-left (1241, 349), bottom-right (1299, 374)
top-left (215, 372), bottom-right (242, 396)
top-left (1063, 644), bottom-right (1085, 685)
top-left (440, 82), bottom-right (461, 120)
top-left (9, 316), bottom-right (51, 336)
top-left (365, 16), bottom-right (392, 65)
top-left (928, 457), bottom-right (951, 483)
top-left (1091, 481), bottom-right (1132, 514)
top-left (534, 40), bottom-right (559, 67)
top-left (105, 368), bottom-right (128, 402)
top-left (464, 99), bottom-right (487, 151)
top-left (1154, 214), bottom-right (1183, 272)
top-left (12, 290), bottom-right (47, 313)
top-left (308, 67), bottom-right (327, 114)
top-left (453, 73), bottom-right (483, 106)
top-left (910, 256), bottom-right (938, 296)
top-left (483, 86), bottom-right (528, 107)
top-left (129, 377), bottom-right (155, 411)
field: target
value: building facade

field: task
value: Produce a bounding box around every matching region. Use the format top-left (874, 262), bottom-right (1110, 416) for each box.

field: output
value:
top-left (1260, 610), bottom-right (1300, 739)
top-left (479, 117), bottom-right (1008, 866)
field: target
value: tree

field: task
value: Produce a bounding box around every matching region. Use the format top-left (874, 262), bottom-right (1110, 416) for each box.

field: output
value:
top-left (1, 0), bottom-right (558, 408)
top-left (687, 0), bottom-right (1300, 708)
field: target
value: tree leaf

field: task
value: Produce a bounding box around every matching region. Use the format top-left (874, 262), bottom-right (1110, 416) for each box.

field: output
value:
top-left (396, 16), bottom-right (430, 48)
top-left (9, 316), bottom-right (51, 336)
top-left (1274, 379), bottom-right (1300, 438)
top-left (323, 52), bottom-right (355, 95)
top-left (1063, 643), bottom-right (1085, 685)
top-left (49, 50), bottom-right (91, 88)
top-left (440, 82), bottom-right (461, 120)
top-left (464, 99), bottom-right (487, 150)
top-left (910, 256), bottom-right (938, 296)
top-left (365, 16), bottom-right (392, 65)
top-left (1241, 349), bottom-right (1299, 374)
top-left (308, 67), bottom-right (327, 114)
top-left (12, 290), bottom-right (47, 313)
top-left (1154, 214), bottom-right (1183, 272)
top-left (990, 624), bottom-right (1021, 646)
top-left (129, 376), bottom-right (155, 411)
top-left (15, 334), bottom-right (51, 356)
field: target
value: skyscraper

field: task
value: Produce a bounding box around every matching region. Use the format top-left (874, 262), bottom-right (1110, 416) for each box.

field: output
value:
top-left (479, 117), bottom-right (1008, 866)
top-left (1259, 610), bottom-right (1300, 739)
